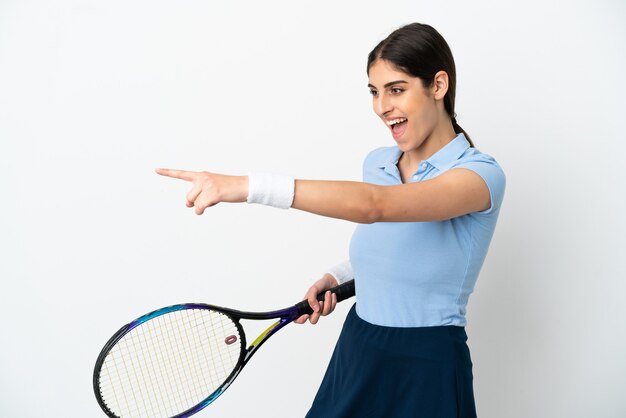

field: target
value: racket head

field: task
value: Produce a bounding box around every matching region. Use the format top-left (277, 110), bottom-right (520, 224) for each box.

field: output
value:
top-left (93, 304), bottom-right (246, 418)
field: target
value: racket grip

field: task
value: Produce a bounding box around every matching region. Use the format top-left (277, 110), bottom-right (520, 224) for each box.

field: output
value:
top-left (295, 279), bottom-right (355, 316)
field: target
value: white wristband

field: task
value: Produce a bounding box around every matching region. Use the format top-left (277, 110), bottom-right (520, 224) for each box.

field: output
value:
top-left (325, 260), bottom-right (353, 284)
top-left (246, 172), bottom-right (295, 209)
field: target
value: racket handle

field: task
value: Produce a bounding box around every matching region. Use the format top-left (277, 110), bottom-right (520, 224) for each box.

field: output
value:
top-left (295, 279), bottom-right (355, 316)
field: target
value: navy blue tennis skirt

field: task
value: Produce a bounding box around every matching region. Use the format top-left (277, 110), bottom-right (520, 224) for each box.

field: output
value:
top-left (305, 304), bottom-right (477, 418)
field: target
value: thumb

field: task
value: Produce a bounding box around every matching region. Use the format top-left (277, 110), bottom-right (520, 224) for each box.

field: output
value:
top-left (307, 287), bottom-right (320, 313)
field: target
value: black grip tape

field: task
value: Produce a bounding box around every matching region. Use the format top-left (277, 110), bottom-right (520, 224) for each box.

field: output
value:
top-left (294, 279), bottom-right (355, 317)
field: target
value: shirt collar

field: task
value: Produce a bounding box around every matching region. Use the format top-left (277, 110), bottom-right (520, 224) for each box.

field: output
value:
top-left (377, 133), bottom-right (470, 173)
top-left (427, 133), bottom-right (470, 171)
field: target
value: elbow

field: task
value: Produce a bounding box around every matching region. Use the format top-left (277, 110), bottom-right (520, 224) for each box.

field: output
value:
top-left (360, 207), bottom-right (381, 224)
top-left (360, 188), bottom-right (384, 224)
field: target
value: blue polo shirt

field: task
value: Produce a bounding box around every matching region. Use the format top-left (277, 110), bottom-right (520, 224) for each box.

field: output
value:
top-left (349, 133), bottom-right (505, 327)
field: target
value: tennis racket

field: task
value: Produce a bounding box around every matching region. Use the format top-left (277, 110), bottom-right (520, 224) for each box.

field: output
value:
top-left (93, 280), bottom-right (355, 418)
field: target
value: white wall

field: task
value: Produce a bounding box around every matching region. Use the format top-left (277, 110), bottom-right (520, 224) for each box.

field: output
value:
top-left (1, 1), bottom-right (624, 417)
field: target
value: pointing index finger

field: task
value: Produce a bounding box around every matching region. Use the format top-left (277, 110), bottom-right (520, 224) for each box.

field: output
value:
top-left (155, 168), bottom-right (197, 181)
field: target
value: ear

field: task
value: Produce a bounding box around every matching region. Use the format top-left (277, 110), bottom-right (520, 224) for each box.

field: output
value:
top-left (432, 70), bottom-right (449, 100)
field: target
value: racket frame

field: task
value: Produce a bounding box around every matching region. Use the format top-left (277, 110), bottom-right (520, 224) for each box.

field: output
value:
top-left (93, 280), bottom-right (355, 418)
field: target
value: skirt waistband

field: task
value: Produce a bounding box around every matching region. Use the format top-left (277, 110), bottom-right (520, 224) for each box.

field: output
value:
top-left (345, 303), bottom-right (469, 360)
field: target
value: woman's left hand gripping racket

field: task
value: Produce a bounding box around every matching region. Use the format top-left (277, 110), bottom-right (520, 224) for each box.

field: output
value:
top-left (93, 280), bottom-right (355, 418)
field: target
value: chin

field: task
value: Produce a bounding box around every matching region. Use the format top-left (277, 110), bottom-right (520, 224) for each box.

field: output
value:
top-left (395, 140), bottom-right (413, 152)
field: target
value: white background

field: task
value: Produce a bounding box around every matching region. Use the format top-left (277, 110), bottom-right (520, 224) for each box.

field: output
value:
top-left (1, 1), bottom-right (625, 417)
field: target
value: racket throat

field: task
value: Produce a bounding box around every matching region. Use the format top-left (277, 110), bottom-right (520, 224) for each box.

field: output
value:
top-left (244, 318), bottom-right (289, 362)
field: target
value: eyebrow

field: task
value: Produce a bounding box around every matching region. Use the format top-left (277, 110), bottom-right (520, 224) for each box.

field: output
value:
top-left (367, 80), bottom-right (408, 89)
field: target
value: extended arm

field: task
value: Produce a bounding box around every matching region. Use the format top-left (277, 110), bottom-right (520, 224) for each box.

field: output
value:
top-left (154, 167), bottom-right (490, 223)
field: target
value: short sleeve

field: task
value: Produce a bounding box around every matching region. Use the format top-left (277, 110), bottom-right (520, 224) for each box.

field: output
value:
top-left (454, 153), bottom-right (506, 215)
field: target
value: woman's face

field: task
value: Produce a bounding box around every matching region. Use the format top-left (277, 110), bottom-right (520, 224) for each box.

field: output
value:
top-left (367, 59), bottom-right (440, 153)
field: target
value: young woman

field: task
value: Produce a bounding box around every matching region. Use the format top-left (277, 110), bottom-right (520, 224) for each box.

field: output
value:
top-left (157, 22), bottom-right (505, 418)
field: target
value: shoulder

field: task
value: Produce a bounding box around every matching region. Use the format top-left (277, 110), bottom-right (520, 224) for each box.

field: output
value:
top-left (450, 147), bottom-right (506, 214)
top-left (452, 147), bottom-right (505, 177)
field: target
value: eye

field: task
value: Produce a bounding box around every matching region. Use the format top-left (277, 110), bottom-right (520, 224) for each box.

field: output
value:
top-left (369, 89), bottom-right (378, 97)
top-left (390, 87), bottom-right (404, 95)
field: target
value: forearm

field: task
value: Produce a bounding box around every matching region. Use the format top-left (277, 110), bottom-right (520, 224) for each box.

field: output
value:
top-left (292, 180), bottom-right (382, 224)
top-left (292, 179), bottom-right (437, 223)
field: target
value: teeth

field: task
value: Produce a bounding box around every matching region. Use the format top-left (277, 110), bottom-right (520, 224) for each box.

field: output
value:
top-left (386, 118), bottom-right (407, 126)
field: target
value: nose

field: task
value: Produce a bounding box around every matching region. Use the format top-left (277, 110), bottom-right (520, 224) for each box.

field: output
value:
top-left (373, 93), bottom-right (393, 117)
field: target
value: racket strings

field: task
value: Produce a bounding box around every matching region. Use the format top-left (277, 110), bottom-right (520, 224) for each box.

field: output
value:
top-left (98, 309), bottom-right (242, 418)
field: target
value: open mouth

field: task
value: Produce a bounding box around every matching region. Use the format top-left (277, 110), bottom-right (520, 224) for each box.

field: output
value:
top-left (387, 117), bottom-right (408, 137)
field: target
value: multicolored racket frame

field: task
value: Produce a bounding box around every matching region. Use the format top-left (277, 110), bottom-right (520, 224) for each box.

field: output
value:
top-left (93, 280), bottom-right (355, 418)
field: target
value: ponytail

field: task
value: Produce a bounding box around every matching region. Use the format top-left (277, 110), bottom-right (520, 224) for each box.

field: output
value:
top-left (451, 115), bottom-right (474, 147)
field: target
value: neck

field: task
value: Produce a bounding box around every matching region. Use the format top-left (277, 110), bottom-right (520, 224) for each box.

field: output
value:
top-left (400, 122), bottom-right (457, 169)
